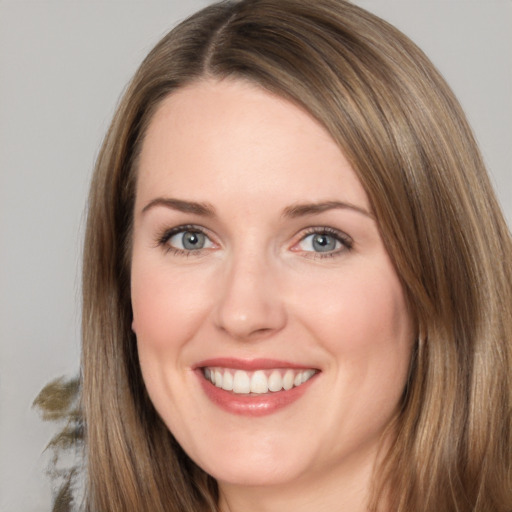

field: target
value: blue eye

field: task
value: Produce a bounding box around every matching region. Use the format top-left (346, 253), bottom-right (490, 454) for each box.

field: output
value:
top-left (295, 229), bottom-right (352, 256)
top-left (299, 233), bottom-right (340, 252)
top-left (163, 227), bottom-right (214, 252)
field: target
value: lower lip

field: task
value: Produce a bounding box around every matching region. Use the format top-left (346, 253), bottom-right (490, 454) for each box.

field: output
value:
top-left (197, 370), bottom-right (317, 417)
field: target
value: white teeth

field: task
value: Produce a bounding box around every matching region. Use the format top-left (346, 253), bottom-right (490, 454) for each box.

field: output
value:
top-left (303, 369), bottom-right (316, 381)
top-left (222, 371), bottom-right (234, 391)
top-left (268, 370), bottom-right (283, 392)
top-left (233, 370), bottom-right (251, 394)
top-left (250, 370), bottom-right (268, 393)
top-left (214, 369), bottom-right (223, 388)
top-left (283, 369), bottom-right (294, 390)
top-left (203, 367), bottom-right (316, 395)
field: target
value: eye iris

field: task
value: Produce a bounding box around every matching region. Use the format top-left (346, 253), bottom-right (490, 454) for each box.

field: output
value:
top-left (182, 231), bottom-right (205, 250)
top-left (312, 234), bottom-right (336, 252)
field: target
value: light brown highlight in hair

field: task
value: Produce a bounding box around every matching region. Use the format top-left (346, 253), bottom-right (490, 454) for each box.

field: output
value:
top-left (82, 1), bottom-right (512, 510)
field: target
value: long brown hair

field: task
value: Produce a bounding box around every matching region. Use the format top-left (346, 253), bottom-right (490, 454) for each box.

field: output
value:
top-left (82, 1), bottom-right (512, 510)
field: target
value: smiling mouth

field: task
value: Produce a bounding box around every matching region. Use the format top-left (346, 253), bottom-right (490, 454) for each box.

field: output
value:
top-left (202, 367), bottom-right (318, 395)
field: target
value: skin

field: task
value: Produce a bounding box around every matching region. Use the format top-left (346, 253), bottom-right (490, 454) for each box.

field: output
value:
top-left (131, 78), bottom-right (414, 512)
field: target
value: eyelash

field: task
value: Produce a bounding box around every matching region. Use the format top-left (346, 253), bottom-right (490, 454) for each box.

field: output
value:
top-left (155, 224), bottom-right (353, 259)
top-left (156, 224), bottom-right (211, 257)
top-left (298, 227), bottom-right (353, 259)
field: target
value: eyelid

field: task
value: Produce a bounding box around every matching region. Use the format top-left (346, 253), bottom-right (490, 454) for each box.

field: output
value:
top-left (154, 224), bottom-right (352, 259)
top-left (290, 226), bottom-right (353, 258)
top-left (155, 224), bottom-right (217, 255)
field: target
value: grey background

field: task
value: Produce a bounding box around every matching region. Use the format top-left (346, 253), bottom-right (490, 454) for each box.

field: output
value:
top-left (1, 1), bottom-right (510, 510)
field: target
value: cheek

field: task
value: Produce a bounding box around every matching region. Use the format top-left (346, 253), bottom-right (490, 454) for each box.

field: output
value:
top-left (130, 257), bottom-right (214, 420)
top-left (292, 259), bottom-right (413, 368)
top-left (131, 259), bottom-right (213, 352)
top-left (343, 273), bottom-right (410, 348)
top-left (296, 259), bottom-right (413, 433)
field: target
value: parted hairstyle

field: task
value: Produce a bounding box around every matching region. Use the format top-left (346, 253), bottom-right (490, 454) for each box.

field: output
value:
top-left (81, 0), bottom-right (512, 510)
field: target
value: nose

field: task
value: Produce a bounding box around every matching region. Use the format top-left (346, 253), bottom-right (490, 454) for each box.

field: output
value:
top-left (213, 251), bottom-right (287, 341)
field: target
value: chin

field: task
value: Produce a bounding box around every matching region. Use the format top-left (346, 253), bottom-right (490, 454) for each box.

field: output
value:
top-left (192, 441), bottom-right (309, 488)
top-left (206, 462), bottom-right (303, 488)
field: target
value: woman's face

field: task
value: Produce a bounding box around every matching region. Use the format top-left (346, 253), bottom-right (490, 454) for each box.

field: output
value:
top-left (131, 79), bottom-right (413, 492)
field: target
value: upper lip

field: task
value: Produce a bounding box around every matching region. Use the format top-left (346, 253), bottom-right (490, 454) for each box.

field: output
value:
top-left (194, 357), bottom-right (318, 371)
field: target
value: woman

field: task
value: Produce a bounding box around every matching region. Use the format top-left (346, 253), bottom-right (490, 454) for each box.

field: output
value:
top-left (77, 0), bottom-right (512, 510)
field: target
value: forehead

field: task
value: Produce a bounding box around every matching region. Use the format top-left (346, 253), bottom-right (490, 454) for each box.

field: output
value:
top-left (136, 78), bottom-right (369, 213)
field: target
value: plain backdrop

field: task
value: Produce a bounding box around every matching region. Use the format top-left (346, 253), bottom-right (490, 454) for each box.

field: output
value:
top-left (1, 1), bottom-right (511, 510)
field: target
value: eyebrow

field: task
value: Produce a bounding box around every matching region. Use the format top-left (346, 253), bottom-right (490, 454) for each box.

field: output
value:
top-left (141, 197), bottom-right (373, 220)
top-left (141, 197), bottom-right (216, 216)
top-left (282, 201), bottom-right (373, 219)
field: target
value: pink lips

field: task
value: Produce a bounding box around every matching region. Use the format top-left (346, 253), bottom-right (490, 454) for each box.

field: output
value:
top-left (194, 358), bottom-right (318, 417)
